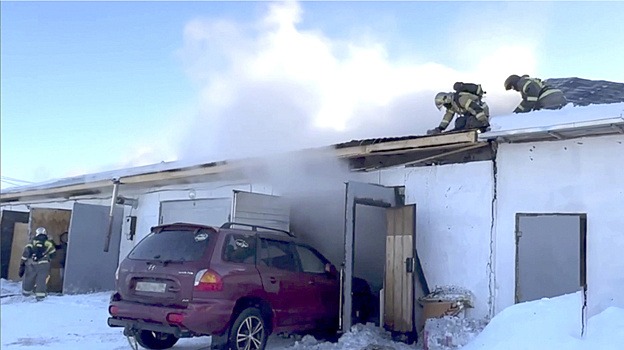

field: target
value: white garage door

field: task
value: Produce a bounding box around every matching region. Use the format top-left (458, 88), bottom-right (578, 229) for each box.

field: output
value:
top-left (160, 198), bottom-right (232, 227)
top-left (232, 191), bottom-right (290, 231)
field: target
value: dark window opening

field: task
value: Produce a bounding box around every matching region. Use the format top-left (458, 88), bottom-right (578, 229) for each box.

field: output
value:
top-left (295, 245), bottom-right (327, 274)
top-left (128, 229), bottom-right (212, 262)
top-left (258, 239), bottom-right (299, 272)
top-left (222, 234), bottom-right (257, 264)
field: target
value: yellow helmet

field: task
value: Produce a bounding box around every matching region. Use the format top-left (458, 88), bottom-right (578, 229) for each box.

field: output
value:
top-left (434, 92), bottom-right (453, 110)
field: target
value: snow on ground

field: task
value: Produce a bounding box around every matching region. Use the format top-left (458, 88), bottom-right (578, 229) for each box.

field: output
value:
top-left (3, 278), bottom-right (624, 350)
top-left (461, 292), bottom-right (624, 350)
top-left (0, 279), bottom-right (415, 350)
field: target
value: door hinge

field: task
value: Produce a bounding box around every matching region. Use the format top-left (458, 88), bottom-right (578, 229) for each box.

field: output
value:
top-left (515, 230), bottom-right (522, 238)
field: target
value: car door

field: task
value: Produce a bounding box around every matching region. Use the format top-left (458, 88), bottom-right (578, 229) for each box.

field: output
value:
top-left (294, 244), bottom-right (340, 324)
top-left (255, 238), bottom-right (312, 328)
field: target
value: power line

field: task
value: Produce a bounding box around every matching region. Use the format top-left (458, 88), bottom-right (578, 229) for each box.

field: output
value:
top-left (1, 179), bottom-right (23, 187)
top-left (0, 176), bottom-right (33, 184)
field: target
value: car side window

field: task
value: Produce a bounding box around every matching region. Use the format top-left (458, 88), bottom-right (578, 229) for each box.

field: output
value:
top-left (222, 234), bottom-right (256, 264)
top-left (258, 239), bottom-right (299, 272)
top-left (295, 245), bottom-right (326, 274)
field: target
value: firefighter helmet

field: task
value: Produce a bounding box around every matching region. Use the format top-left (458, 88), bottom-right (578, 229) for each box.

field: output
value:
top-left (34, 227), bottom-right (48, 241)
top-left (434, 92), bottom-right (453, 110)
top-left (504, 74), bottom-right (521, 91)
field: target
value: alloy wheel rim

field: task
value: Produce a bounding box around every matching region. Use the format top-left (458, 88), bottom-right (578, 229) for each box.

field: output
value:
top-left (236, 315), bottom-right (264, 350)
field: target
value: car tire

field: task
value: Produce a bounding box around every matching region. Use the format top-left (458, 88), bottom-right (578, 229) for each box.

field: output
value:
top-left (228, 307), bottom-right (268, 350)
top-left (135, 330), bottom-right (179, 350)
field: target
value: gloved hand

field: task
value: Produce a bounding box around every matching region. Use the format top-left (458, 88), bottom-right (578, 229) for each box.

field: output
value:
top-left (18, 263), bottom-right (25, 278)
top-left (426, 127), bottom-right (442, 135)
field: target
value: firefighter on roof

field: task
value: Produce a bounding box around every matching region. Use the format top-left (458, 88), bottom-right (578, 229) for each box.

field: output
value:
top-left (427, 82), bottom-right (490, 135)
top-left (504, 74), bottom-right (568, 113)
top-left (19, 227), bottom-right (56, 301)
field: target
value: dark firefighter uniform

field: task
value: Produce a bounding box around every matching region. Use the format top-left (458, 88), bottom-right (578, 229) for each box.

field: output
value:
top-left (19, 227), bottom-right (56, 300)
top-left (428, 91), bottom-right (490, 134)
top-left (504, 74), bottom-right (568, 113)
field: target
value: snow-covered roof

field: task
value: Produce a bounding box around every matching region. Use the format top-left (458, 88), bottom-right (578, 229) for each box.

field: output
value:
top-left (480, 102), bottom-right (624, 142)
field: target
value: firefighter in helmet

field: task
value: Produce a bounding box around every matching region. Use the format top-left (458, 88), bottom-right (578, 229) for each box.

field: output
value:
top-left (504, 74), bottom-right (567, 113)
top-left (427, 89), bottom-right (490, 135)
top-left (19, 227), bottom-right (56, 300)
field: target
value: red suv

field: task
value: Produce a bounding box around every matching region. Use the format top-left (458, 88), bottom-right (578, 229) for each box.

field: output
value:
top-left (108, 222), bottom-right (340, 350)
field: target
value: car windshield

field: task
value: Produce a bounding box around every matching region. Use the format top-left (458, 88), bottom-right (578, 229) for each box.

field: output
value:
top-left (128, 228), bottom-right (212, 262)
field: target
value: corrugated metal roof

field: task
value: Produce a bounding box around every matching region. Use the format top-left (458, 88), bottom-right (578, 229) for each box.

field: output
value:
top-left (333, 129), bottom-right (470, 149)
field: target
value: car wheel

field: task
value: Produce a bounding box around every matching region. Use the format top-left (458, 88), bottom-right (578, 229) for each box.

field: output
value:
top-left (229, 307), bottom-right (267, 350)
top-left (135, 330), bottom-right (179, 350)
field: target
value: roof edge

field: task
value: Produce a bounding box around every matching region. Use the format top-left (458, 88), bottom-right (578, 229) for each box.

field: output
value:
top-left (478, 117), bottom-right (624, 141)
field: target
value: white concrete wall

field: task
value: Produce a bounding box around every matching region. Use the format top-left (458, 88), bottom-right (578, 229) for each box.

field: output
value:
top-left (495, 134), bottom-right (624, 317)
top-left (362, 161), bottom-right (495, 319)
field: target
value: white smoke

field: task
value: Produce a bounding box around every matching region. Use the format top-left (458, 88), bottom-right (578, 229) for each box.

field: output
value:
top-left (172, 1), bottom-right (538, 165)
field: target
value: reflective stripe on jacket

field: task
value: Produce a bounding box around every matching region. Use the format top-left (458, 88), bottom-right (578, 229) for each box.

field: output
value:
top-left (21, 240), bottom-right (56, 263)
top-left (514, 76), bottom-right (564, 112)
top-left (439, 92), bottom-right (490, 130)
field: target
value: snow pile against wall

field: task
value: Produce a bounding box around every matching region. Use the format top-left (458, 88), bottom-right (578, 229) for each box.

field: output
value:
top-left (487, 102), bottom-right (624, 132)
top-left (423, 316), bottom-right (488, 350)
top-left (494, 134), bottom-right (624, 316)
top-left (462, 292), bottom-right (624, 350)
top-left (290, 324), bottom-right (415, 350)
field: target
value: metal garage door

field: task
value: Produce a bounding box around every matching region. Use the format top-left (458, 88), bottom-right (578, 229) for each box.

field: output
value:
top-left (231, 191), bottom-right (290, 231)
top-left (516, 214), bottom-right (586, 303)
top-left (64, 203), bottom-right (123, 294)
top-left (160, 198), bottom-right (232, 226)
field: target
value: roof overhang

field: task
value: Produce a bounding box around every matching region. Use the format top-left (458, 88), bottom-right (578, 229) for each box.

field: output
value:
top-left (479, 117), bottom-right (624, 143)
top-left (1, 130), bottom-right (488, 204)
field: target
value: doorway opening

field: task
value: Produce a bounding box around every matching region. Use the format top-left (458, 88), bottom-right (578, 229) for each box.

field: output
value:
top-left (352, 204), bottom-right (386, 326)
top-left (341, 181), bottom-right (423, 343)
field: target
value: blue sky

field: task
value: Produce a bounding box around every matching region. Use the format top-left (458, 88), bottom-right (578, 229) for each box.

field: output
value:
top-left (2, 1), bottom-right (623, 188)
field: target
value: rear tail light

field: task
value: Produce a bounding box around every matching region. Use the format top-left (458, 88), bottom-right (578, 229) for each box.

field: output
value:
top-left (166, 313), bottom-right (185, 324)
top-left (194, 269), bottom-right (223, 291)
top-left (109, 305), bottom-right (119, 316)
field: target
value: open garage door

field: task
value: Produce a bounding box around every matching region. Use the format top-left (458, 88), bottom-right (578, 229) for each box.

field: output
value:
top-left (160, 198), bottom-right (232, 226)
top-left (63, 203), bottom-right (123, 294)
top-left (159, 191), bottom-right (289, 231)
top-left (231, 190), bottom-right (290, 231)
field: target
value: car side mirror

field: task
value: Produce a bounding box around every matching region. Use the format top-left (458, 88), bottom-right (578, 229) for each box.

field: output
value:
top-left (325, 263), bottom-right (337, 278)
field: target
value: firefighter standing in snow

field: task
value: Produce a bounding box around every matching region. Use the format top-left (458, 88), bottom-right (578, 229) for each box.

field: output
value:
top-left (427, 82), bottom-right (490, 135)
top-left (19, 227), bottom-right (56, 300)
top-left (504, 74), bottom-right (568, 113)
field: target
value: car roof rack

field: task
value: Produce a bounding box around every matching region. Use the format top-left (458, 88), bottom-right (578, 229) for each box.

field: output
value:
top-left (220, 222), bottom-right (295, 237)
